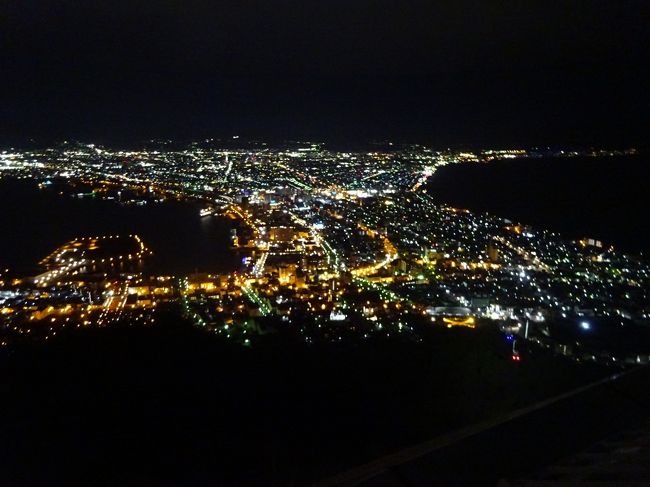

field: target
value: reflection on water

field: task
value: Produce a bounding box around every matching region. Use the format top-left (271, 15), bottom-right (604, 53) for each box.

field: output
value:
top-left (0, 179), bottom-right (238, 275)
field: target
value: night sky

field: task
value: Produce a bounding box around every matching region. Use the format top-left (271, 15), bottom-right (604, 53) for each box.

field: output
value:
top-left (1, 1), bottom-right (648, 147)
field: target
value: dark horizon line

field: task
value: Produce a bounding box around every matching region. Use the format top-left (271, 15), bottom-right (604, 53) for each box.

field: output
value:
top-left (0, 135), bottom-right (645, 153)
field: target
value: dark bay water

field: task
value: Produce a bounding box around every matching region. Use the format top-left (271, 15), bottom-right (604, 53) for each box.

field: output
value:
top-left (0, 179), bottom-right (238, 275)
top-left (426, 155), bottom-right (650, 256)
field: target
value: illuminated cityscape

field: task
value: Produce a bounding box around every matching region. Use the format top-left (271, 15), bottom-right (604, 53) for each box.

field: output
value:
top-left (2, 1), bottom-right (648, 483)
top-left (1, 142), bottom-right (647, 365)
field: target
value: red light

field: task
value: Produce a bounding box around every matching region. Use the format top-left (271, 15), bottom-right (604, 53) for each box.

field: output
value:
top-left (512, 355), bottom-right (520, 361)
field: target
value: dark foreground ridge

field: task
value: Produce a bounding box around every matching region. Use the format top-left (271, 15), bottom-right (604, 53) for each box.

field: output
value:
top-left (318, 366), bottom-right (650, 486)
top-left (0, 321), bottom-right (612, 486)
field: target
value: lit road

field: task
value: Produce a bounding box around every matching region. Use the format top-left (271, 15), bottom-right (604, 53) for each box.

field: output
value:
top-left (96, 281), bottom-right (129, 326)
top-left (494, 235), bottom-right (552, 272)
top-left (252, 252), bottom-right (268, 277)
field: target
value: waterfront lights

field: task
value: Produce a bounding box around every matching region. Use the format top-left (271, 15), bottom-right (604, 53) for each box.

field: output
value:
top-left (580, 321), bottom-right (591, 330)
